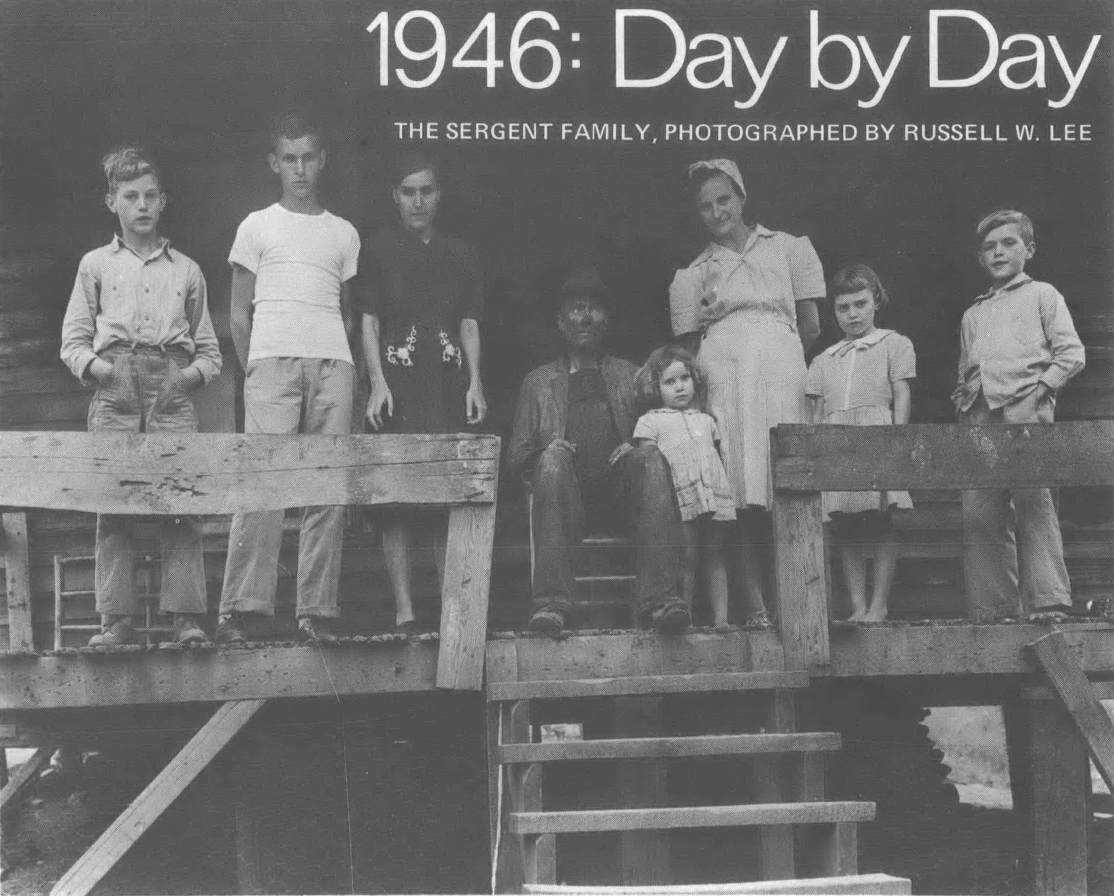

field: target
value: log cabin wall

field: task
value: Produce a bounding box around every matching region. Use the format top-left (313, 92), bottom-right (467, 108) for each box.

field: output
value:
top-left (1, 0), bottom-right (1112, 648)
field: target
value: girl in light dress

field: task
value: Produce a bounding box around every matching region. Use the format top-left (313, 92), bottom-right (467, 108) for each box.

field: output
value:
top-left (805, 264), bottom-right (916, 623)
top-left (633, 346), bottom-right (736, 628)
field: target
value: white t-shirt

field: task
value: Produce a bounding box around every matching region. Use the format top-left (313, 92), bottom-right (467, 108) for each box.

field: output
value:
top-left (229, 203), bottom-right (360, 364)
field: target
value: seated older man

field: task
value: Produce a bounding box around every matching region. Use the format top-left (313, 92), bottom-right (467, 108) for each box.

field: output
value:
top-left (507, 267), bottom-right (688, 635)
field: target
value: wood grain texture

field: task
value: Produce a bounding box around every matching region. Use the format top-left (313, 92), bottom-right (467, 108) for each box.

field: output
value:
top-left (754, 690), bottom-right (796, 881)
top-left (523, 873), bottom-right (912, 894)
top-left (0, 643), bottom-right (440, 709)
top-left (485, 629), bottom-right (787, 686)
top-left (772, 491), bottom-right (829, 674)
top-left (487, 672), bottom-right (809, 702)
top-left (3, 513), bottom-right (34, 651)
top-left (508, 700), bottom-right (555, 888)
top-left (827, 622), bottom-right (1114, 677)
top-left (1022, 699), bottom-right (1089, 896)
top-left (498, 733), bottom-right (841, 763)
top-left (1030, 630), bottom-right (1114, 791)
top-left (437, 503), bottom-right (496, 690)
top-left (49, 699), bottom-right (264, 896)
top-left (0, 432), bottom-right (499, 514)
top-left (0, 392), bottom-right (90, 428)
top-left (772, 422), bottom-right (1114, 490)
top-left (509, 801), bottom-right (875, 834)
top-left (615, 696), bottom-right (670, 886)
top-left (0, 744), bottom-right (52, 816)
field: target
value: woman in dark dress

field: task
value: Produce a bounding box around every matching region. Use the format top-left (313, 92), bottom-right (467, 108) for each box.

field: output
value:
top-left (361, 153), bottom-right (487, 631)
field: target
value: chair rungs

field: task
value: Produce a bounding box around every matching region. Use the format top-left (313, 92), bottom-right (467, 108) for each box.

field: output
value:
top-left (488, 671), bottom-right (808, 701)
top-left (499, 732), bottom-right (841, 763)
top-left (523, 873), bottom-right (912, 894)
top-left (509, 801), bottom-right (875, 834)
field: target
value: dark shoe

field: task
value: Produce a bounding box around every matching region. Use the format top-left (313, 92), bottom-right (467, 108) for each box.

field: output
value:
top-left (87, 616), bottom-right (138, 648)
top-left (528, 609), bottom-right (566, 637)
top-left (297, 615), bottom-right (339, 645)
top-left (395, 620), bottom-right (424, 636)
top-left (652, 603), bottom-right (691, 635)
top-left (172, 614), bottom-right (207, 645)
top-left (215, 613), bottom-right (248, 645)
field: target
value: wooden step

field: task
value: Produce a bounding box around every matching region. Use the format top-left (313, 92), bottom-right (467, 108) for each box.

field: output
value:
top-left (488, 672), bottom-right (809, 702)
top-left (499, 732), bottom-right (841, 763)
top-left (509, 801), bottom-right (875, 834)
top-left (524, 873), bottom-right (912, 894)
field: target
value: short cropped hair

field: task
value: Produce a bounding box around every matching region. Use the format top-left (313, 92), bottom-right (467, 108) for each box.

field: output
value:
top-left (827, 263), bottom-right (890, 312)
top-left (269, 113), bottom-right (325, 154)
top-left (392, 150), bottom-right (439, 188)
top-left (102, 147), bottom-right (161, 194)
top-left (634, 345), bottom-right (707, 414)
top-left (976, 209), bottom-right (1034, 245)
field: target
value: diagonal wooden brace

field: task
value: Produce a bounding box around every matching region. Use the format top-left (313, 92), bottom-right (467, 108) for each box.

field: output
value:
top-left (49, 699), bottom-right (265, 896)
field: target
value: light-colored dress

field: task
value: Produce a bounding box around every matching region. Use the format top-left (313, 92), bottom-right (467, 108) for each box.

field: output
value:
top-left (633, 408), bottom-right (736, 522)
top-left (669, 225), bottom-right (824, 509)
top-left (805, 328), bottom-right (916, 518)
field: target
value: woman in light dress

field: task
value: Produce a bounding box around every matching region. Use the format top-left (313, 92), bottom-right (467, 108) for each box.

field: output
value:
top-left (669, 159), bottom-right (824, 625)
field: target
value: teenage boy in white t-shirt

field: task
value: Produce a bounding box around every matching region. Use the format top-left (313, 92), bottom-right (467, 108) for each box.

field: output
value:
top-left (217, 114), bottom-right (360, 645)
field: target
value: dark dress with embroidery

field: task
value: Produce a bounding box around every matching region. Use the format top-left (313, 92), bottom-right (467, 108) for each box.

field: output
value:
top-left (360, 226), bottom-right (483, 433)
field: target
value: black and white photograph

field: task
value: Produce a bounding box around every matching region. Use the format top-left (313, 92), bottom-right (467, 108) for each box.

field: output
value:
top-left (1, 1), bottom-right (1112, 893)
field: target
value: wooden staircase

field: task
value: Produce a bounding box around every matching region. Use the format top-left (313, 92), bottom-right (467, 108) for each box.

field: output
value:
top-left (488, 669), bottom-right (905, 894)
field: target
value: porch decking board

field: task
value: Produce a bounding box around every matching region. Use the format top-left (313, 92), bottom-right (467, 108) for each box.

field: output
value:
top-left (4, 625), bottom-right (1114, 710)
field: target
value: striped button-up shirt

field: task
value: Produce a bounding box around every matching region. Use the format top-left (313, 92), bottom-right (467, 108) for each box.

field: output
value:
top-left (61, 236), bottom-right (221, 386)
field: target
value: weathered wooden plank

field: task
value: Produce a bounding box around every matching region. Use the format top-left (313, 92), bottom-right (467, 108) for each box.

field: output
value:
top-left (0, 364), bottom-right (84, 396)
top-left (0, 336), bottom-right (61, 368)
top-left (488, 672), bottom-right (808, 702)
top-left (772, 423), bottom-right (1114, 490)
top-left (827, 622), bottom-right (1114, 677)
top-left (485, 626), bottom-right (1114, 684)
top-left (772, 491), bottom-right (829, 674)
top-left (0, 432), bottom-right (499, 514)
top-left (1022, 680), bottom-right (1114, 702)
top-left (1030, 630), bottom-right (1114, 791)
top-left (0, 643), bottom-right (440, 709)
top-left (507, 700), bottom-right (555, 888)
top-left (49, 699), bottom-right (264, 896)
top-left (3, 513), bottom-right (34, 651)
top-left (0, 309), bottom-right (56, 340)
top-left (509, 802), bottom-right (875, 835)
top-left (490, 629), bottom-right (786, 684)
top-left (0, 391), bottom-right (90, 428)
top-left (499, 733), bottom-right (841, 763)
top-left (817, 823), bottom-right (859, 878)
top-left (0, 745), bottom-right (53, 817)
top-left (1022, 698), bottom-right (1089, 896)
top-left (436, 503), bottom-right (495, 690)
top-left (523, 874), bottom-right (912, 894)
top-left (754, 690), bottom-right (796, 881)
top-left (615, 696), bottom-right (670, 886)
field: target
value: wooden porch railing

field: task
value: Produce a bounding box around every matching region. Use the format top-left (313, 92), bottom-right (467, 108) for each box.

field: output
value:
top-left (770, 421), bottom-right (1114, 674)
top-left (0, 431), bottom-right (500, 690)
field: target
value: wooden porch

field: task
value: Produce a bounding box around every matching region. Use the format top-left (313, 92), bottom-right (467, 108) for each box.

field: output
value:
top-left (1, 423), bottom-right (1113, 895)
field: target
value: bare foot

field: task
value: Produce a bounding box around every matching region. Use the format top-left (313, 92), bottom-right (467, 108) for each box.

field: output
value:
top-left (860, 607), bottom-right (888, 623)
top-left (846, 607), bottom-right (867, 622)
